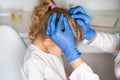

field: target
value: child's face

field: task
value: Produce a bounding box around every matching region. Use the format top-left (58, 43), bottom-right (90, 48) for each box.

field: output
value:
top-left (47, 41), bottom-right (64, 56)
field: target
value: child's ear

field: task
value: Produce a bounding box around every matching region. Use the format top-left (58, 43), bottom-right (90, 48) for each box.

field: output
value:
top-left (43, 38), bottom-right (52, 47)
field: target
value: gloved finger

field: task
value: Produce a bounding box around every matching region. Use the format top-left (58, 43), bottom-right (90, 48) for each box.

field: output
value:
top-left (46, 15), bottom-right (52, 36)
top-left (50, 12), bottom-right (57, 35)
top-left (76, 19), bottom-right (88, 33)
top-left (69, 7), bottom-right (74, 14)
top-left (72, 6), bottom-right (87, 15)
top-left (63, 17), bottom-right (71, 31)
top-left (71, 14), bottom-right (90, 24)
top-left (56, 13), bottom-right (64, 32)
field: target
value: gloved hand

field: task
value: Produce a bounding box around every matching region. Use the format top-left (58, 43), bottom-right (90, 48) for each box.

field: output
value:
top-left (46, 12), bottom-right (81, 62)
top-left (69, 6), bottom-right (96, 40)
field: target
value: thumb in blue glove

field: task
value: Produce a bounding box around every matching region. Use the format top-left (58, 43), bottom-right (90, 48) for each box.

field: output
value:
top-left (46, 12), bottom-right (81, 62)
top-left (69, 6), bottom-right (96, 40)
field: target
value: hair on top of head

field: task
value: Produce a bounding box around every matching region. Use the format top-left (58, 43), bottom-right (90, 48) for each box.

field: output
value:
top-left (29, 0), bottom-right (83, 44)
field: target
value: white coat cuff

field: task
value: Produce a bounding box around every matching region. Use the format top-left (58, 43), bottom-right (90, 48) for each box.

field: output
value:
top-left (69, 63), bottom-right (93, 79)
top-left (69, 63), bottom-right (100, 80)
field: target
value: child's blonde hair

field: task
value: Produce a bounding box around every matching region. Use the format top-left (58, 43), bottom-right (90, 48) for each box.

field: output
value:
top-left (29, 0), bottom-right (83, 44)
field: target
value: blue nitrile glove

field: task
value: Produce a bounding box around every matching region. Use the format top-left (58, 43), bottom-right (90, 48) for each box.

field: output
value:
top-left (69, 6), bottom-right (96, 40)
top-left (46, 12), bottom-right (81, 62)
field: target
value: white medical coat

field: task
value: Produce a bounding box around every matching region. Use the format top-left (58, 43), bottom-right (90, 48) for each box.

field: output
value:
top-left (21, 44), bottom-right (100, 80)
top-left (89, 32), bottom-right (120, 79)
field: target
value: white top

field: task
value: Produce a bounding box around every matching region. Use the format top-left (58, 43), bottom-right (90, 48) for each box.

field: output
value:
top-left (21, 44), bottom-right (66, 80)
top-left (21, 44), bottom-right (100, 80)
top-left (88, 32), bottom-right (120, 79)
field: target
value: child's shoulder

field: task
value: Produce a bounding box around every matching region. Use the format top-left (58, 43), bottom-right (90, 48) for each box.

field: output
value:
top-left (24, 44), bottom-right (45, 64)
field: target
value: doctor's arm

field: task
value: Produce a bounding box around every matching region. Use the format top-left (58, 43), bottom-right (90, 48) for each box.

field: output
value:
top-left (89, 32), bottom-right (120, 53)
top-left (69, 58), bottom-right (99, 80)
top-left (69, 6), bottom-right (120, 53)
top-left (46, 12), bottom-right (100, 80)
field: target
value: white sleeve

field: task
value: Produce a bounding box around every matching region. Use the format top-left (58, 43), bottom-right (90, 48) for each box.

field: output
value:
top-left (88, 32), bottom-right (120, 54)
top-left (69, 63), bottom-right (100, 80)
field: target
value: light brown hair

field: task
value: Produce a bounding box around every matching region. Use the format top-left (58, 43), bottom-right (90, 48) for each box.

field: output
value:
top-left (29, 0), bottom-right (83, 44)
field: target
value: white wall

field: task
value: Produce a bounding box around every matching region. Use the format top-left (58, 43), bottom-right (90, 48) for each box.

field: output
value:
top-left (0, 0), bottom-right (37, 11)
top-left (0, 0), bottom-right (120, 11)
top-left (54, 0), bottom-right (120, 10)
top-left (81, 0), bottom-right (120, 10)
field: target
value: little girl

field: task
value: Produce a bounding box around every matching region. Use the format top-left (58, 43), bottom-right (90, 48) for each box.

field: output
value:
top-left (21, 0), bottom-right (83, 80)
